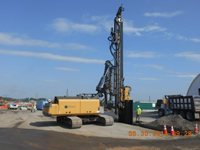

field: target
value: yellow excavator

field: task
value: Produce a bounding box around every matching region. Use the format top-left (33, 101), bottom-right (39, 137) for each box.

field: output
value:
top-left (0, 97), bottom-right (7, 105)
top-left (43, 5), bottom-right (133, 128)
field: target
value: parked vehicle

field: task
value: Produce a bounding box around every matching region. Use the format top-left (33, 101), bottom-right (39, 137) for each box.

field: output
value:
top-left (157, 95), bottom-right (200, 121)
top-left (20, 106), bottom-right (27, 110)
top-left (8, 104), bottom-right (18, 110)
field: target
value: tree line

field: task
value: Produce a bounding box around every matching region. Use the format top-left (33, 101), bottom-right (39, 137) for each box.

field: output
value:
top-left (1, 97), bottom-right (47, 102)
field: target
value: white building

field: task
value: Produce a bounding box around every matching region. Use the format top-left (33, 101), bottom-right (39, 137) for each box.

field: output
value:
top-left (187, 74), bottom-right (200, 96)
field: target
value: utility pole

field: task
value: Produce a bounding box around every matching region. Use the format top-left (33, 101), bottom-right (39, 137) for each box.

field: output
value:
top-left (66, 89), bottom-right (69, 96)
top-left (35, 93), bottom-right (38, 99)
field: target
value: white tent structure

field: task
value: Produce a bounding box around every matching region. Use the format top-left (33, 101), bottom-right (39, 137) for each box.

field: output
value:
top-left (187, 74), bottom-right (200, 96)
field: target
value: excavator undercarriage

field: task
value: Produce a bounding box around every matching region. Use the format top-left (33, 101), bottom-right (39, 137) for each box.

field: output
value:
top-left (55, 115), bottom-right (114, 129)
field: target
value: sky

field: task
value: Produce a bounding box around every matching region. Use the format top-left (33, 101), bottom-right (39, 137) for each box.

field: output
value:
top-left (0, 0), bottom-right (200, 101)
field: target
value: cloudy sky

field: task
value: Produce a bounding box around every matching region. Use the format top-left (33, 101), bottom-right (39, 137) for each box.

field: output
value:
top-left (0, 0), bottom-right (200, 101)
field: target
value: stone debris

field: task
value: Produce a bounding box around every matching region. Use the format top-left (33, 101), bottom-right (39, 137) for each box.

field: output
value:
top-left (141, 115), bottom-right (196, 134)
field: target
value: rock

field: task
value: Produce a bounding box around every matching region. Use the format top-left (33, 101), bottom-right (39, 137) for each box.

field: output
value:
top-left (143, 115), bottom-right (196, 134)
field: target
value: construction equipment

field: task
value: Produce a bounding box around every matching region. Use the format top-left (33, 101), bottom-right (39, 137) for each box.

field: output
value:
top-left (96, 5), bottom-right (133, 124)
top-left (157, 95), bottom-right (200, 121)
top-left (43, 5), bottom-right (133, 128)
top-left (0, 97), bottom-right (7, 105)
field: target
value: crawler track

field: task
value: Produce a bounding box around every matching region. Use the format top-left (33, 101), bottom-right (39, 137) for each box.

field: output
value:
top-left (57, 114), bottom-right (114, 128)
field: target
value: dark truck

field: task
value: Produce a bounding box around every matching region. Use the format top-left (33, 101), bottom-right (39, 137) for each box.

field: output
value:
top-left (157, 95), bottom-right (200, 121)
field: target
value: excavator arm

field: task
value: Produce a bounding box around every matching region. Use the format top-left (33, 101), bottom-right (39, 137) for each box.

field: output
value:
top-left (96, 61), bottom-right (114, 106)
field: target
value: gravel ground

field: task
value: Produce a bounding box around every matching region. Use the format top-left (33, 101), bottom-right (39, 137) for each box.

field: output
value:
top-left (141, 115), bottom-right (198, 134)
top-left (1, 109), bottom-right (200, 149)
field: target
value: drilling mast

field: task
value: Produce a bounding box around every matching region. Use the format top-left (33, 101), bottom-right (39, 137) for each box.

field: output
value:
top-left (96, 5), bottom-right (133, 124)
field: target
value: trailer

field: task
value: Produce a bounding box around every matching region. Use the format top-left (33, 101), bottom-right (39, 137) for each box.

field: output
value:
top-left (157, 95), bottom-right (200, 121)
top-left (36, 101), bottom-right (49, 110)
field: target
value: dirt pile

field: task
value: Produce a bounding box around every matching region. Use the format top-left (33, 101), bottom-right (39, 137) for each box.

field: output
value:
top-left (141, 115), bottom-right (196, 133)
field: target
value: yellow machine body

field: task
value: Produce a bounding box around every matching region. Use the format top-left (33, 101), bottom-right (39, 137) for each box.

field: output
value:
top-left (43, 99), bottom-right (100, 116)
top-left (120, 87), bottom-right (131, 102)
